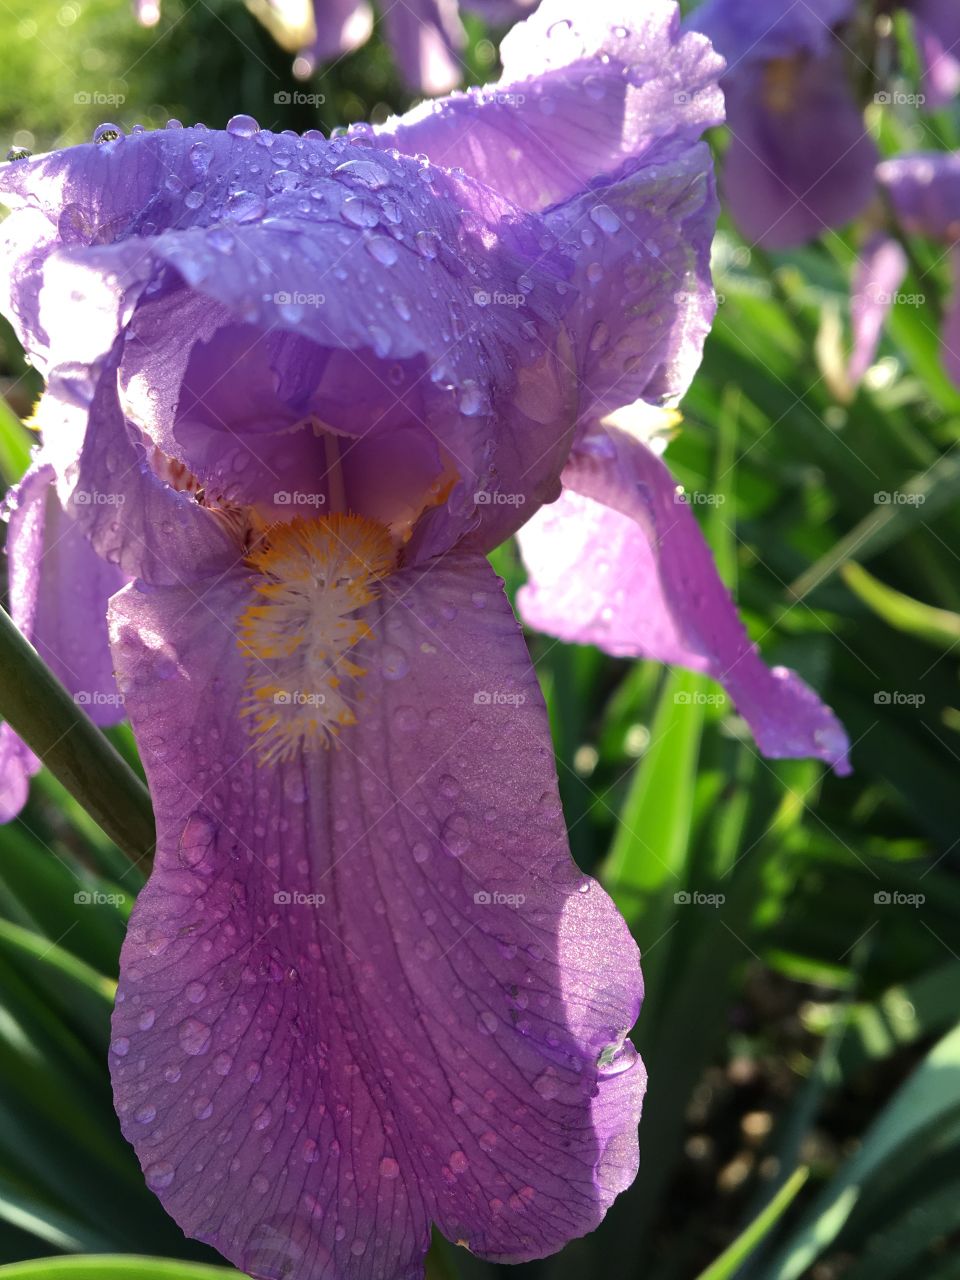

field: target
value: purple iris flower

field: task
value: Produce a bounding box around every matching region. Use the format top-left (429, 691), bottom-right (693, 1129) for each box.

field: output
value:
top-left (871, 152), bottom-right (960, 385)
top-left (0, 2), bottom-right (849, 1275)
top-left (908, 0), bottom-right (960, 108)
top-left (685, 0), bottom-right (877, 249)
top-left (136, 0), bottom-right (538, 94)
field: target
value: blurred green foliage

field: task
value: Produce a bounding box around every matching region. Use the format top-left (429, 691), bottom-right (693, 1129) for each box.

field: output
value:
top-left (1, 2), bottom-right (960, 1279)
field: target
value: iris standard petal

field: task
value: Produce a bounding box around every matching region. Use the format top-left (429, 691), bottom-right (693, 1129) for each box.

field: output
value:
top-left (544, 142), bottom-right (717, 422)
top-left (689, 0), bottom-right (854, 64)
top-left (0, 127), bottom-right (577, 565)
top-left (517, 428), bottom-right (851, 774)
top-left (909, 0), bottom-right (960, 108)
top-left (720, 51), bottom-right (877, 249)
top-left (0, 462), bottom-right (127, 817)
top-left (370, 0), bottom-right (724, 214)
top-left (109, 551), bottom-right (644, 1278)
top-left (877, 151), bottom-right (960, 239)
top-left (847, 234), bottom-right (908, 390)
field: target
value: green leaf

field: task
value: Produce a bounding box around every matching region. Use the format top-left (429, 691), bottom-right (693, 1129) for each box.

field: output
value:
top-left (766, 1022), bottom-right (960, 1279)
top-left (0, 1259), bottom-right (241, 1279)
top-left (843, 561), bottom-right (960, 650)
top-left (789, 451), bottom-right (960, 600)
top-left (0, 606), bottom-right (155, 865)
top-left (0, 397), bottom-right (32, 487)
top-left (695, 1167), bottom-right (810, 1280)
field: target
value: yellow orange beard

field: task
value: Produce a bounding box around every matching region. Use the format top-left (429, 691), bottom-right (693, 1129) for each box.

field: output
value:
top-left (238, 513), bottom-right (395, 763)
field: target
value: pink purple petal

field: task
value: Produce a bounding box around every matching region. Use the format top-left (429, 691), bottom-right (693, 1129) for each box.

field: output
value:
top-left (109, 553), bottom-right (644, 1277)
top-left (517, 428), bottom-right (851, 774)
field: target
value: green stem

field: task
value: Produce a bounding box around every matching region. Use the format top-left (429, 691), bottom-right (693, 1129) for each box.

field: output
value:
top-left (0, 605), bottom-right (155, 865)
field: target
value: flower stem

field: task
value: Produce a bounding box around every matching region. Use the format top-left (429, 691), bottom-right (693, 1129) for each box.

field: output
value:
top-left (0, 605), bottom-right (155, 864)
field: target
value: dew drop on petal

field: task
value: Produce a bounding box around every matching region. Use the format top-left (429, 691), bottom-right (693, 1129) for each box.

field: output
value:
top-left (179, 1018), bottom-right (211, 1056)
top-left (146, 1161), bottom-right (175, 1189)
top-left (226, 113), bottom-right (259, 137)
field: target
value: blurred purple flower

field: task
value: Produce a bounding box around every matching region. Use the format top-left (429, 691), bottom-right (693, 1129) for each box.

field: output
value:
top-left (136, 0), bottom-right (538, 93)
top-left (877, 152), bottom-right (960, 385)
top-left (686, 0), bottom-right (878, 248)
top-left (0, 1), bottom-right (849, 1274)
top-left (908, 0), bottom-right (960, 108)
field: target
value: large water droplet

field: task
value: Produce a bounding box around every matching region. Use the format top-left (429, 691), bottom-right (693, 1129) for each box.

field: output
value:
top-left (179, 1017), bottom-right (211, 1056)
top-left (179, 812), bottom-right (216, 870)
top-left (226, 113), bottom-right (260, 138)
top-left (589, 204), bottom-right (621, 234)
top-left (146, 1161), bottom-right (175, 1189)
top-left (334, 158), bottom-right (390, 189)
top-left (597, 1038), bottom-right (639, 1077)
top-left (226, 190), bottom-right (266, 223)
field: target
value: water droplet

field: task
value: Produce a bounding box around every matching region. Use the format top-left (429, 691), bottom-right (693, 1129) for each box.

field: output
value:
top-left (226, 113), bottom-right (260, 138)
top-left (340, 195), bottom-right (379, 227)
top-left (334, 158), bottom-right (390, 188)
top-left (380, 645), bottom-right (409, 680)
top-left (267, 169), bottom-right (300, 193)
top-left (441, 813), bottom-right (471, 857)
top-left (597, 1038), bottom-right (639, 1077)
top-left (415, 229), bottom-right (440, 259)
top-left (135, 1103), bottom-right (157, 1124)
top-left (193, 1096), bottom-right (214, 1120)
top-left (93, 123), bottom-right (122, 145)
top-left (478, 1010), bottom-right (498, 1035)
top-left (186, 981), bottom-right (206, 1004)
top-left (590, 204), bottom-right (621, 234)
top-left (214, 1052), bottom-right (233, 1076)
top-left (379, 1156), bottom-right (400, 1179)
top-left (179, 812), bottom-right (216, 870)
top-left (366, 235), bottom-right (398, 266)
top-left (179, 1017), bottom-right (211, 1056)
top-left (226, 190), bottom-right (266, 223)
top-left (534, 1069), bottom-right (560, 1100)
top-left (449, 1150), bottom-right (468, 1174)
top-left (111, 1036), bottom-right (130, 1057)
top-left (146, 1161), bottom-right (175, 1189)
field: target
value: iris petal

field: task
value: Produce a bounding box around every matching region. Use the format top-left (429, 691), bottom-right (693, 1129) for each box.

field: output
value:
top-left (517, 427), bottom-right (851, 774)
top-left (110, 553), bottom-right (644, 1277)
